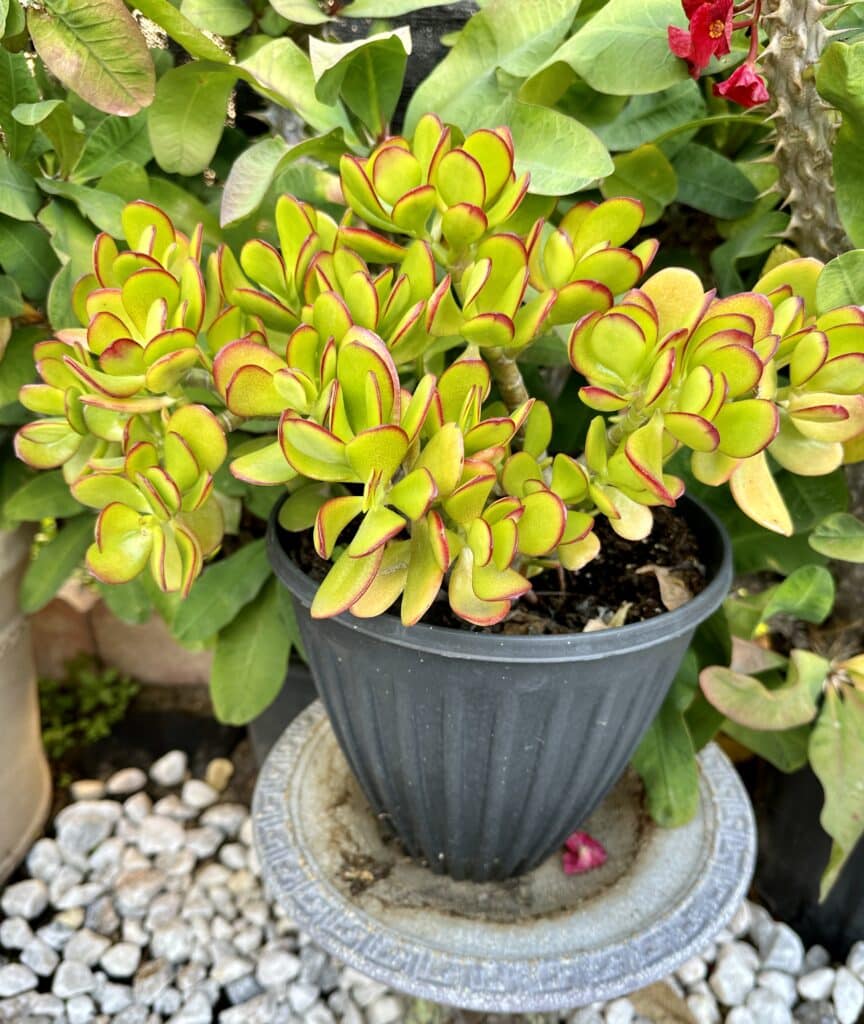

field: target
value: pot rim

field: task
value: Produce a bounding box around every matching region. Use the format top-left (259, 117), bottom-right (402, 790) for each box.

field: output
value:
top-left (267, 494), bottom-right (733, 663)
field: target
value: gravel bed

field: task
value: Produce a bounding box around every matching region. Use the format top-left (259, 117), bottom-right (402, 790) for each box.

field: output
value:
top-left (0, 752), bottom-right (861, 1023)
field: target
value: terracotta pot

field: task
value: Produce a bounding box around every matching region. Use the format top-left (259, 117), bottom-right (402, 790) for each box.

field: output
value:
top-left (0, 527), bottom-right (51, 884)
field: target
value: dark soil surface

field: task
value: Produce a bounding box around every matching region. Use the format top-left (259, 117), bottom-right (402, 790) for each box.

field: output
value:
top-left (289, 505), bottom-right (707, 634)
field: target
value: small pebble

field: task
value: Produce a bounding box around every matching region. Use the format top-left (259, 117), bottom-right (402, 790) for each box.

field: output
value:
top-left (0, 918), bottom-right (33, 950)
top-left (149, 751), bottom-right (187, 788)
top-left (52, 960), bottom-right (95, 999)
top-left (760, 924), bottom-right (805, 975)
top-left (798, 967), bottom-right (836, 1001)
top-left (204, 758), bottom-right (234, 792)
top-left (107, 768), bottom-right (147, 796)
top-left (181, 780), bottom-right (219, 810)
top-left (70, 780), bottom-right (106, 802)
top-left (0, 963), bottom-right (37, 996)
top-left (101, 943), bottom-right (142, 978)
top-left (833, 966), bottom-right (864, 1024)
top-left (1, 880), bottom-right (48, 920)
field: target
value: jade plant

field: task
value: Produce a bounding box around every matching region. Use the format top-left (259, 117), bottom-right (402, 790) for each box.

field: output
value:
top-left (12, 117), bottom-right (864, 629)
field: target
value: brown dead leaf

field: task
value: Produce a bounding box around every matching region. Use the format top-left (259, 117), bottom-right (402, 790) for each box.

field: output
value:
top-left (583, 601), bottom-right (632, 632)
top-left (636, 564), bottom-right (693, 611)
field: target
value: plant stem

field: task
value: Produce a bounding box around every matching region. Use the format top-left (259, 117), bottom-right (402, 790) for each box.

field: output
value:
top-left (485, 348), bottom-right (530, 412)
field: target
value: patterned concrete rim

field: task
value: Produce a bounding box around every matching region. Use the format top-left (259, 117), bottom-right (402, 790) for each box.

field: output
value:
top-left (253, 702), bottom-right (757, 1013)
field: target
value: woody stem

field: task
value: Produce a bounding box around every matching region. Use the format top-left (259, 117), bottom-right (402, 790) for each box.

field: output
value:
top-left (485, 348), bottom-right (531, 412)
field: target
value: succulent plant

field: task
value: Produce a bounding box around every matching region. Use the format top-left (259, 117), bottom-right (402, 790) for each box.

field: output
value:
top-left (15, 120), bottom-right (864, 626)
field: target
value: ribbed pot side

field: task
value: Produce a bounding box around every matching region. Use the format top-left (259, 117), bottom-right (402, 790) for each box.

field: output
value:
top-left (268, 497), bottom-right (732, 882)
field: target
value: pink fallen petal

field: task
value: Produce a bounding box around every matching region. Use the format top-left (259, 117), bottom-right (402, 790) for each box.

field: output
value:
top-left (562, 831), bottom-right (608, 875)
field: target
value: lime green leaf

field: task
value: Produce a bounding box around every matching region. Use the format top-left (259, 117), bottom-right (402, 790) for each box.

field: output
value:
top-left (0, 50), bottom-right (40, 162)
top-left (12, 100), bottom-right (85, 178)
top-left (548, 0), bottom-right (688, 96)
top-left (0, 217), bottom-right (59, 300)
top-left (601, 144), bottom-right (677, 225)
top-left (180, 0), bottom-right (252, 36)
top-left (36, 179), bottom-right (125, 237)
top-left (96, 578), bottom-right (152, 625)
top-left (0, 153), bottom-right (39, 222)
top-left (73, 111), bottom-right (152, 182)
top-left (507, 99), bottom-right (612, 196)
top-left (240, 38), bottom-right (354, 138)
top-left (267, 0), bottom-right (331, 24)
top-left (148, 62), bottom-right (236, 176)
top-left (816, 250), bottom-right (864, 314)
top-left (20, 515), bottom-right (93, 614)
top-left (132, 0), bottom-right (231, 62)
top-left (671, 143), bottom-right (757, 219)
top-left (810, 512), bottom-right (864, 562)
top-left (404, 0), bottom-right (580, 134)
top-left (632, 694), bottom-right (699, 827)
top-left (220, 130), bottom-right (345, 227)
top-left (172, 539), bottom-right (272, 645)
top-left (0, 276), bottom-right (23, 319)
top-left (816, 42), bottom-right (864, 247)
top-left (594, 81), bottom-right (706, 152)
top-left (27, 0), bottom-right (155, 116)
top-left (762, 565), bottom-right (835, 624)
top-left (810, 685), bottom-right (864, 899)
top-left (211, 576), bottom-right (291, 724)
top-left (4, 471), bottom-right (83, 521)
top-left (310, 28), bottom-right (410, 138)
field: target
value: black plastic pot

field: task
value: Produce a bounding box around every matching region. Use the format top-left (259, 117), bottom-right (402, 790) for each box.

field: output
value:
top-left (267, 496), bottom-right (733, 882)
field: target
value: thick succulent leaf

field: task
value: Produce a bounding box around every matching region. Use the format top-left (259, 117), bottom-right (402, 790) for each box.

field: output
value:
top-left (72, 473), bottom-right (149, 512)
top-left (387, 467), bottom-right (437, 520)
top-left (310, 546), bottom-right (384, 619)
top-left (230, 440), bottom-right (296, 486)
top-left (14, 420), bottom-right (81, 469)
top-left (278, 483), bottom-right (335, 532)
top-left (442, 469), bottom-right (496, 526)
top-left (350, 541), bottom-right (409, 618)
top-left (641, 267), bottom-right (705, 336)
top-left (551, 454), bottom-right (589, 502)
top-left (448, 548), bottom-right (509, 627)
top-left (664, 412), bottom-right (719, 453)
top-left (415, 423), bottom-right (464, 496)
top-left (715, 400), bottom-right (779, 459)
top-left (770, 417), bottom-right (844, 477)
top-left (730, 452), bottom-right (794, 536)
top-left (345, 425), bottom-right (409, 484)
top-left (348, 506), bottom-right (405, 557)
top-left (279, 419), bottom-right (353, 482)
top-left (88, 501), bottom-right (152, 584)
top-left (400, 516), bottom-right (445, 626)
top-left (315, 495), bottom-right (365, 559)
top-left (558, 530), bottom-right (601, 572)
top-left (517, 489), bottom-right (566, 556)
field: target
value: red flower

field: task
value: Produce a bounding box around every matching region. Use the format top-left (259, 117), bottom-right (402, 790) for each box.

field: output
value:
top-left (562, 831), bottom-right (608, 875)
top-left (668, 0), bottom-right (734, 77)
top-left (713, 63), bottom-right (770, 107)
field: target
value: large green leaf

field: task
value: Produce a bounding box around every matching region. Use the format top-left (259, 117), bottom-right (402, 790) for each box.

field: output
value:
top-left (132, 0), bottom-right (232, 62)
top-left (172, 539), bottom-right (272, 645)
top-left (816, 42), bottom-right (864, 247)
top-left (711, 209), bottom-right (789, 295)
top-left (4, 471), bottom-right (83, 522)
top-left (815, 249), bottom-right (864, 314)
top-left (73, 111), bottom-right (152, 182)
top-left (722, 720), bottom-right (811, 773)
top-left (810, 685), bottom-right (864, 898)
top-left (0, 276), bottom-right (23, 319)
top-left (593, 81), bottom-right (706, 152)
top-left (36, 179), bottom-right (125, 237)
top-left (546, 0), bottom-right (688, 96)
top-left (0, 217), bottom-right (59, 300)
top-left (211, 577), bottom-right (292, 724)
top-left (220, 131), bottom-right (345, 226)
top-left (12, 100), bottom-right (85, 178)
top-left (810, 512), bottom-right (864, 562)
top-left (404, 0), bottom-right (580, 134)
top-left (310, 29), bottom-right (410, 137)
top-left (19, 515), bottom-right (94, 614)
top-left (180, 0), bottom-right (252, 36)
top-left (239, 38), bottom-right (354, 138)
top-left (27, 0), bottom-right (155, 116)
top-left (0, 154), bottom-right (39, 222)
top-left (672, 143), bottom-right (758, 219)
top-left (762, 565), bottom-right (836, 624)
top-left (632, 694), bottom-right (700, 827)
top-left (0, 50), bottom-right (40, 162)
top-left (700, 650), bottom-right (827, 731)
top-left (267, 0), bottom-right (331, 24)
top-left (148, 62), bottom-right (235, 176)
top-left (97, 578), bottom-right (153, 625)
top-left (0, 325), bottom-right (41, 406)
top-left (342, 0), bottom-right (452, 13)
top-left (601, 143), bottom-right (676, 224)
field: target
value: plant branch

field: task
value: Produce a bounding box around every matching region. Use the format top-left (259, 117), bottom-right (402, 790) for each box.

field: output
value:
top-left (485, 348), bottom-right (530, 412)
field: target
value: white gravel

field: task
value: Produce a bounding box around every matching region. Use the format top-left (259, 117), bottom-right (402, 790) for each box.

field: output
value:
top-left (0, 750), bottom-right (860, 1023)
